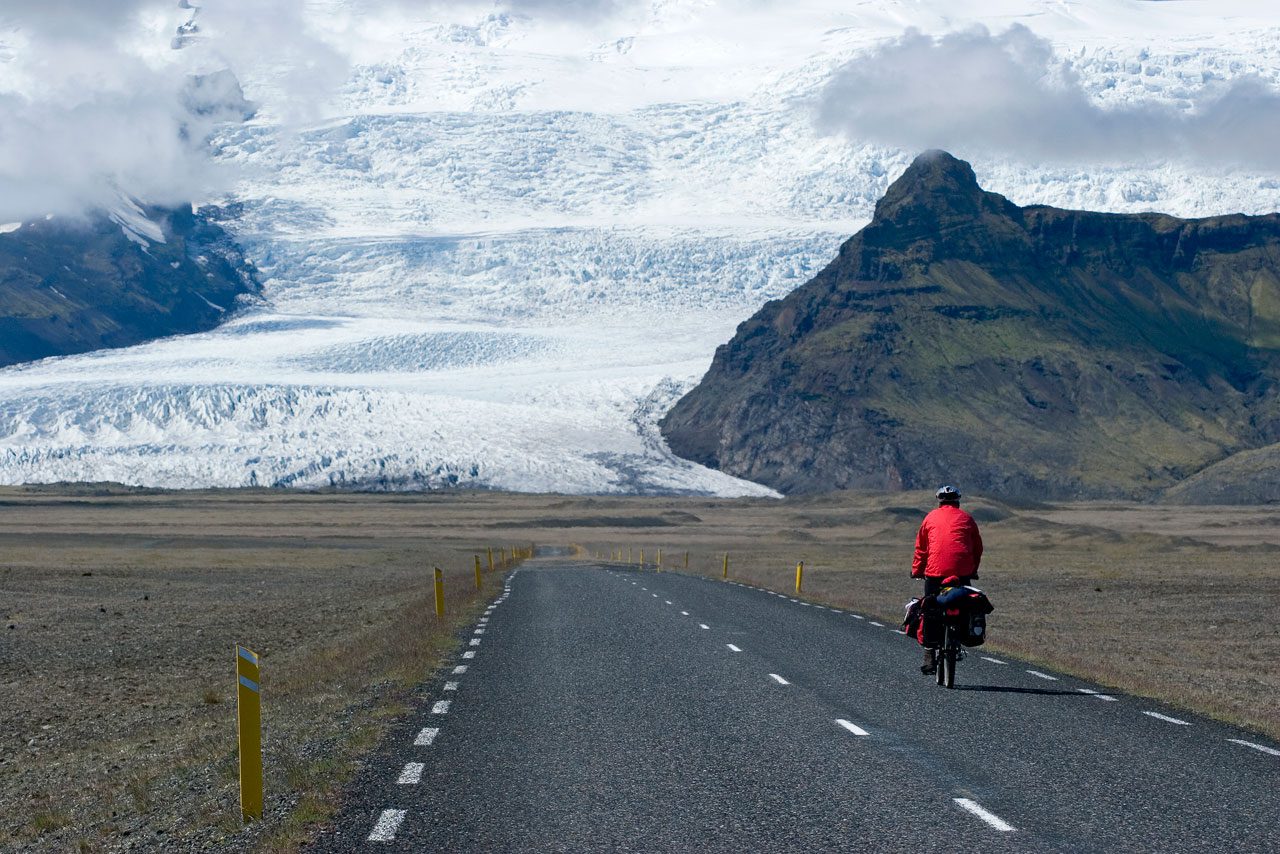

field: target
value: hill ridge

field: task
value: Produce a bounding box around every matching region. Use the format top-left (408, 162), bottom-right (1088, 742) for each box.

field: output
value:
top-left (660, 151), bottom-right (1280, 500)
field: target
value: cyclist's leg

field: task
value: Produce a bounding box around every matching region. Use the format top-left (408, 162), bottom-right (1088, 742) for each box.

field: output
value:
top-left (920, 576), bottom-right (941, 673)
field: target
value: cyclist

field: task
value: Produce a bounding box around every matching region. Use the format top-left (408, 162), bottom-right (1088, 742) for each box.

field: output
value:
top-left (912, 485), bottom-right (983, 674)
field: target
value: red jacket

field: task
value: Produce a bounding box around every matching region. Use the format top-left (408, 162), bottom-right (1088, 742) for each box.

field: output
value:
top-left (912, 504), bottom-right (983, 579)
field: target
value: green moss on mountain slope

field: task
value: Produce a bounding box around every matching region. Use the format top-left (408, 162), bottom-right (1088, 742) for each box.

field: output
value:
top-left (660, 151), bottom-right (1280, 499)
top-left (0, 206), bottom-right (259, 368)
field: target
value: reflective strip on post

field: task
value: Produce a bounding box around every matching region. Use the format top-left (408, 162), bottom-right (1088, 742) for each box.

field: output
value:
top-left (236, 644), bottom-right (263, 822)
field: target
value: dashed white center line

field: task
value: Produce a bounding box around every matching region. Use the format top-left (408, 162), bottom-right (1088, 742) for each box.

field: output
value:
top-left (981, 656), bottom-right (1006, 665)
top-left (397, 762), bottom-right (425, 784)
top-left (444, 681), bottom-right (459, 691)
top-left (413, 727), bottom-right (439, 746)
top-left (851, 614), bottom-right (864, 620)
top-left (680, 610), bottom-right (690, 616)
top-left (1143, 711), bottom-right (1190, 725)
top-left (699, 623), bottom-right (710, 630)
top-left (432, 700), bottom-right (451, 714)
top-left (954, 798), bottom-right (1016, 832)
top-left (1228, 738), bottom-right (1280, 757)
top-left (869, 621), bottom-right (884, 627)
top-left (1026, 670), bottom-right (1058, 681)
top-left (469, 638), bottom-right (481, 646)
top-left (835, 719), bottom-right (869, 736)
top-left (768, 673), bottom-right (790, 686)
top-left (367, 809), bottom-right (407, 842)
top-left (474, 628), bottom-right (485, 635)
top-left (462, 651), bottom-right (476, 659)
top-left (665, 600), bottom-right (673, 605)
top-left (452, 665), bottom-right (468, 675)
top-left (726, 643), bottom-right (742, 653)
top-left (1077, 688), bottom-right (1117, 702)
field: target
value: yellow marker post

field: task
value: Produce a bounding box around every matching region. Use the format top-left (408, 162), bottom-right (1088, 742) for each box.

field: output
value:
top-left (474, 555), bottom-right (483, 591)
top-left (500, 547), bottom-right (506, 567)
top-left (629, 546), bottom-right (633, 564)
top-left (723, 553), bottom-right (729, 579)
top-left (434, 566), bottom-right (445, 619)
top-left (235, 644), bottom-right (263, 822)
top-left (487, 547), bottom-right (494, 573)
top-left (657, 548), bottom-right (663, 571)
top-left (795, 561), bottom-right (804, 594)
top-left (684, 551), bottom-right (689, 570)
top-left (640, 549), bottom-right (645, 568)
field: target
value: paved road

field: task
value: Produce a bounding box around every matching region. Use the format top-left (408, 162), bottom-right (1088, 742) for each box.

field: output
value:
top-left (311, 559), bottom-right (1280, 852)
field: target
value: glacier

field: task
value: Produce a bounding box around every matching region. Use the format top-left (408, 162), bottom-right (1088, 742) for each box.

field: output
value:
top-left (3, 0), bottom-right (1280, 494)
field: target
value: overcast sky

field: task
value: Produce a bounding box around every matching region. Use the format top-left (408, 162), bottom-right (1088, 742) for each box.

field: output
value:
top-left (816, 24), bottom-right (1280, 171)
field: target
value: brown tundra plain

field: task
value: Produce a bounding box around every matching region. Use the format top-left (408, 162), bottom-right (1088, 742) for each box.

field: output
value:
top-left (1, 486), bottom-right (1275, 851)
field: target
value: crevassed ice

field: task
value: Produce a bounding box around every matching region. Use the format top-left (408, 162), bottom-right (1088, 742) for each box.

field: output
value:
top-left (4, 0), bottom-right (1280, 493)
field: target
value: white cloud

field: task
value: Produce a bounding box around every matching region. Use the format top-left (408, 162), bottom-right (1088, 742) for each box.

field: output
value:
top-left (815, 24), bottom-right (1280, 172)
top-left (0, 1), bottom-right (347, 222)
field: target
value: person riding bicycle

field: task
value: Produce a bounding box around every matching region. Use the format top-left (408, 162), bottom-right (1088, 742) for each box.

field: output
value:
top-left (912, 485), bottom-right (983, 675)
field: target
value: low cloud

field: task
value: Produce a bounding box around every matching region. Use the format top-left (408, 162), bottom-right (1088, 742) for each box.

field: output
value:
top-left (0, 1), bottom-right (346, 222)
top-left (816, 24), bottom-right (1280, 171)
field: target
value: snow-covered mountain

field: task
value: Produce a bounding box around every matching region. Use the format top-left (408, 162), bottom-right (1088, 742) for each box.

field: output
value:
top-left (3, 0), bottom-right (1280, 494)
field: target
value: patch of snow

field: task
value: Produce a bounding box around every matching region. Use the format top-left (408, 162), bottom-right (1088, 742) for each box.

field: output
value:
top-left (107, 197), bottom-right (166, 248)
top-left (0, 222), bottom-right (21, 234)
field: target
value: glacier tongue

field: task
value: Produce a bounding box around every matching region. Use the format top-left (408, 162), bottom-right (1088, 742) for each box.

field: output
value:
top-left (5, 0), bottom-right (1280, 493)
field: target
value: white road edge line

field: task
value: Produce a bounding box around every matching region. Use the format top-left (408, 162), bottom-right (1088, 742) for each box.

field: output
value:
top-left (432, 700), bottom-right (451, 714)
top-left (1077, 688), bottom-right (1117, 702)
top-left (954, 798), bottom-right (1016, 832)
top-left (462, 651), bottom-right (476, 659)
top-left (726, 644), bottom-right (742, 652)
top-left (1228, 738), bottom-right (1280, 757)
top-left (835, 719), bottom-right (869, 736)
top-left (1143, 711), bottom-right (1190, 725)
top-left (851, 614), bottom-right (864, 620)
top-left (397, 762), bottom-right (425, 784)
top-left (681, 610), bottom-right (690, 616)
top-left (981, 656), bottom-right (1006, 665)
top-left (769, 673), bottom-right (790, 686)
top-left (869, 621), bottom-right (884, 627)
top-left (444, 681), bottom-right (459, 691)
top-left (452, 665), bottom-right (467, 674)
top-left (1026, 670), bottom-right (1058, 681)
top-left (413, 727), bottom-right (439, 746)
top-left (469, 638), bottom-right (481, 646)
top-left (699, 623), bottom-right (710, 630)
top-left (665, 600), bottom-right (673, 605)
top-left (368, 809), bottom-right (407, 842)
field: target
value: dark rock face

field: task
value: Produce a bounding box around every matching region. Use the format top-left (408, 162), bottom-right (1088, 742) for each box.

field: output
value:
top-left (0, 206), bottom-right (260, 368)
top-left (660, 150), bottom-right (1280, 499)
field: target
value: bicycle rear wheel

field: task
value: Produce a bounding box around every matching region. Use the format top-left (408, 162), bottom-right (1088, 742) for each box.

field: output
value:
top-left (944, 638), bottom-right (957, 689)
top-left (935, 628), bottom-right (947, 686)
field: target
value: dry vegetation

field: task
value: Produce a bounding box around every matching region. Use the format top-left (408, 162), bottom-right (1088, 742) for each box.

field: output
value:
top-left (1, 486), bottom-right (1276, 851)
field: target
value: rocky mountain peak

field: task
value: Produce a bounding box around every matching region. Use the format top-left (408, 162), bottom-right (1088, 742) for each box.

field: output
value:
top-left (872, 149), bottom-right (1008, 227)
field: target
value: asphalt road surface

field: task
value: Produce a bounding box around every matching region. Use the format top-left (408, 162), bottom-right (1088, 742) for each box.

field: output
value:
top-left (310, 558), bottom-right (1280, 853)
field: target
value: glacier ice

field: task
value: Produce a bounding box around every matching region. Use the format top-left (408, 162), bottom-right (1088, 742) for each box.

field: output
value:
top-left (4, 0), bottom-right (1280, 494)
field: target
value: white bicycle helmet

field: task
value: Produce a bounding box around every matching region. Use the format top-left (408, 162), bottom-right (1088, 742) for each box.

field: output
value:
top-left (935, 484), bottom-right (961, 501)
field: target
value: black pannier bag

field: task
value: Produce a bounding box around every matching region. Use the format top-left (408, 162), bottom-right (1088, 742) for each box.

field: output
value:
top-left (918, 595), bottom-right (943, 648)
top-left (935, 585), bottom-right (994, 647)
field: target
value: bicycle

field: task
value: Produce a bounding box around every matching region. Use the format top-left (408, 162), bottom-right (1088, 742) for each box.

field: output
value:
top-left (934, 615), bottom-right (965, 689)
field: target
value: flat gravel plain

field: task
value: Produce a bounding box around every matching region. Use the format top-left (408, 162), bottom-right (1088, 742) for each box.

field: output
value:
top-left (310, 560), bottom-right (1280, 853)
